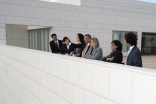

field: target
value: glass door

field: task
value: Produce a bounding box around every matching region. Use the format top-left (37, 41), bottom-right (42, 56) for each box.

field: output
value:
top-left (28, 28), bottom-right (50, 52)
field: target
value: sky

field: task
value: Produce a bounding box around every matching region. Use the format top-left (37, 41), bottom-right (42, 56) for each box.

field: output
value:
top-left (138, 0), bottom-right (156, 3)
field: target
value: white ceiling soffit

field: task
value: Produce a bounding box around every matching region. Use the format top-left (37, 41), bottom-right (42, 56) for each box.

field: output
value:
top-left (40, 0), bottom-right (58, 2)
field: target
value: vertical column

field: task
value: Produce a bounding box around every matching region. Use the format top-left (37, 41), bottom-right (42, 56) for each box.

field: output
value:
top-left (0, 24), bottom-right (6, 45)
top-left (49, 28), bottom-right (53, 52)
top-left (137, 31), bottom-right (142, 51)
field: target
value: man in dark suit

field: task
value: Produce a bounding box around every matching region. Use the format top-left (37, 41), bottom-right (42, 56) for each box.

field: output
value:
top-left (80, 34), bottom-right (91, 58)
top-left (49, 33), bottom-right (62, 53)
top-left (125, 32), bottom-right (142, 67)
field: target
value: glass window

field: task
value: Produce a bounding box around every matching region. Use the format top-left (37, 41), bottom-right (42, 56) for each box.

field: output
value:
top-left (28, 28), bottom-right (50, 52)
top-left (112, 31), bottom-right (137, 52)
top-left (141, 33), bottom-right (156, 54)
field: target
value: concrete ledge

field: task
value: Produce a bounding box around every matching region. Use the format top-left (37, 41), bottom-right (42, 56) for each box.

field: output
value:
top-left (0, 45), bottom-right (156, 104)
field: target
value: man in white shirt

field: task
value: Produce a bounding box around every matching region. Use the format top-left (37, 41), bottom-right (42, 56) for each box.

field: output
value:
top-left (128, 45), bottom-right (134, 55)
top-left (125, 32), bottom-right (142, 67)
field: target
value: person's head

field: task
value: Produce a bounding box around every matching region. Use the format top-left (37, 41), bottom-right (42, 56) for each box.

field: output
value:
top-left (90, 38), bottom-right (99, 48)
top-left (84, 34), bottom-right (91, 44)
top-left (51, 33), bottom-right (57, 41)
top-left (124, 32), bottom-right (138, 47)
top-left (63, 37), bottom-right (70, 45)
top-left (111, 40), bottom-right (122, 51)
top-left (76, 33), bottom-right (84, 43)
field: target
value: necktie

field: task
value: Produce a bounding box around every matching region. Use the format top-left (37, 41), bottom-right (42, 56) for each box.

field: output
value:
top-left (55, 42), bottom-right (59, 49)
top-left (82, 45), bottom-right (88, 58)
top-left (90, 48), bottom-right (93, 55)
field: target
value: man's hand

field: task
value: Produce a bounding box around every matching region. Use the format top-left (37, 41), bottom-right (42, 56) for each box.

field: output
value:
top-left (65, 53), bottom-right (69, 56)
top-left (72, 54), bottom-right (75, 56)
top-left (70, 52), bottom-right (74, 56)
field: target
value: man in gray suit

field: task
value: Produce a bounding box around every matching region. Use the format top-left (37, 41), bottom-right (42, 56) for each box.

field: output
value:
top-left (124, 32), bottom-right (142, 67)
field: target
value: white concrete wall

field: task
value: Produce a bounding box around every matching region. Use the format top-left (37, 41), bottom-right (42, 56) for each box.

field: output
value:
top-left (0, 0), bottom-right (156, 56)
top-left (1, 45), bottom-right (156, 104)
top-left (6, 24), bottom-right (28, 48)
top-left (81, 0), bottom-right (156, 11)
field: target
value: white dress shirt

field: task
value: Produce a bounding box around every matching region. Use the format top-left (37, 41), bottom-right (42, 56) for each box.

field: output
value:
top-left (86, 43), bottom-right (90, 50)
top-left (67, 42), bottom-right (71, 50)
top-left (54, 40), bottom-right (59, 47)
top-left (128, 45), bottom-right (134, 55)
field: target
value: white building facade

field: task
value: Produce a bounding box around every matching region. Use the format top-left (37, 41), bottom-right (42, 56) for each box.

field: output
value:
top-left (1, 0), bottom-right (156, 104)
top-left (0, 0), bottom-right (156, 55)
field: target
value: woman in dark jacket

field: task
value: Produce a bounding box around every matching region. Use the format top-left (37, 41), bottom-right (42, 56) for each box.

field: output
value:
top-left (73, 33), bottom-right (84, 57)
top-left (103, 40), bottom-right (123, 64)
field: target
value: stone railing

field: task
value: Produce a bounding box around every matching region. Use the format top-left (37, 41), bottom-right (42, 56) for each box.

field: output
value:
top-left (0, 45), bottom-right (156, 104)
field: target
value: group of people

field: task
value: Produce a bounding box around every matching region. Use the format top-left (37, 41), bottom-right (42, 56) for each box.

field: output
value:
top-left (50, 32), bottom-right (142, 67)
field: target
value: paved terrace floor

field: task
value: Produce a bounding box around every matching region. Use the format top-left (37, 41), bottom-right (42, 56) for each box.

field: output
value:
top-left (123, 55), bottom-right (156, 70)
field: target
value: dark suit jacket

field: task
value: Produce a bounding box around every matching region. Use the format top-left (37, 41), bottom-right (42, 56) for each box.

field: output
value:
top-left (61, 43), bottom-right (75, 54)
top-left (73, 42), bottom-right (90, 57)
top-left (50, 40), bottom-right (62, 53)
top-left (127, 46), bottom-right (142, 67)
top-left (103, 50), bottom-right (123, 64)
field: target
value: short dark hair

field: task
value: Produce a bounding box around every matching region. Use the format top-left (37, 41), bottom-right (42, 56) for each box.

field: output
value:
top-left (63, 36), bottom-right (70, 42)
top-left (77, 33), bottom-right (84, 43)
top-left (84, 34), bottom-right (91, 39)
top-left (51, 33), bottom-right (57, 38)
top-left (111, 40), bottom-right (122, 51)
top-left (124, 32), bottom-right (138, 46)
